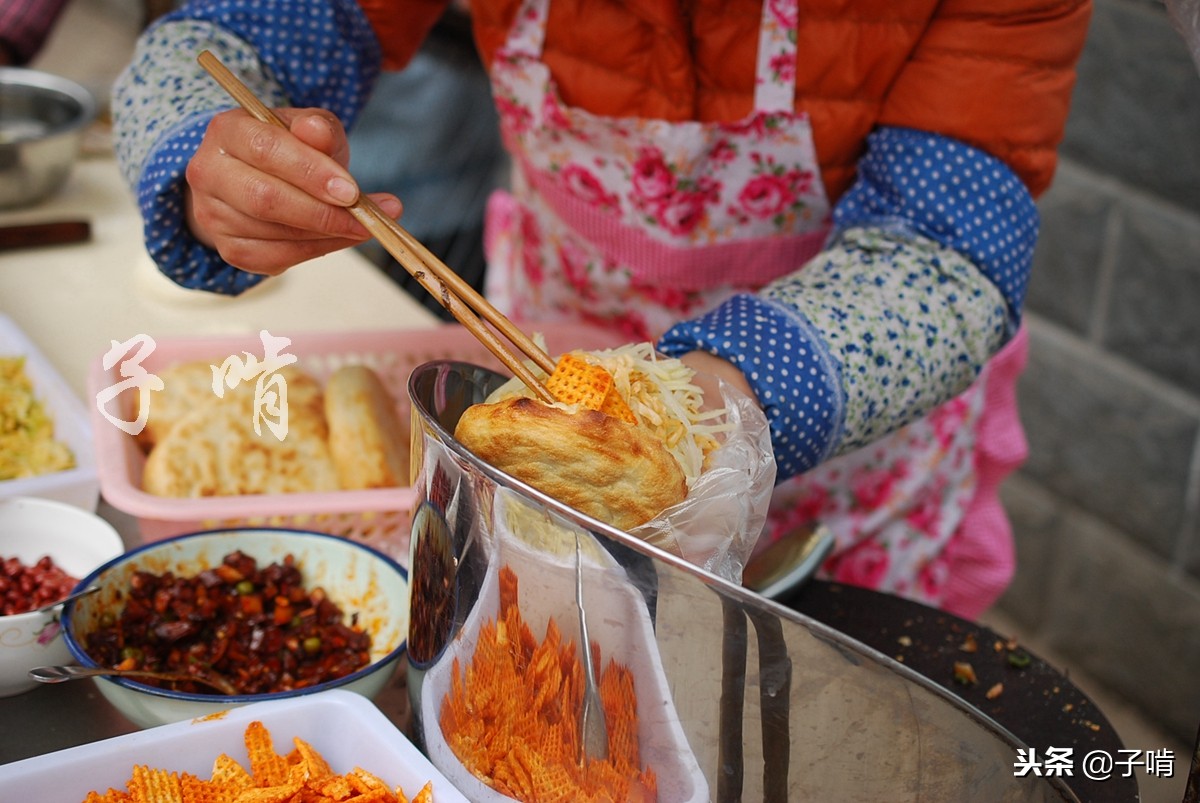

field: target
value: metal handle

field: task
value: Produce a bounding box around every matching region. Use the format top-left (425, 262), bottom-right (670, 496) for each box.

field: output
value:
top-left (576, 534), bottom-right (608, 761)
top-left (32, 584), bottom-right (99, 614)
top-left (27, 664), bottom-right (96, 683)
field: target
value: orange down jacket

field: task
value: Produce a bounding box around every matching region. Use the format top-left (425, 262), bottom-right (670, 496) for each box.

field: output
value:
top-left (357, 0), bottom-right (1091, 202)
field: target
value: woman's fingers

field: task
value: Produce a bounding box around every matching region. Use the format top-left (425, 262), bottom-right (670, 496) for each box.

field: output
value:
top-left (185, 195), bottom-right (363, 274)
top-left (190, 110), bottom-right (360, 230)
top-left (186, 187), bottom-right (404, 277)
top-left (679, 351), bottom-right (759, 407)
top-left (283, 109), bottom-right (354, 173)
top-left (184, 189), bottom-right (405, 277)
top-left (183, 107), bottom-right (402, 275)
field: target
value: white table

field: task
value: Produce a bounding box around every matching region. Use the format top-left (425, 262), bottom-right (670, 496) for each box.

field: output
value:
top-left (0, 155), bottom-right (438, 401)
top-left (0, 154), bottom-right (438, 764)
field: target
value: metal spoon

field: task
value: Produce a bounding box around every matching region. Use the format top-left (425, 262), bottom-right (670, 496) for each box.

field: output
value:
top-left (575, 534), bottom-right (608, 762)
top-left (31, 584), bottom-right (100, 614)
top-left (28, 664), bottom-right (239, 695)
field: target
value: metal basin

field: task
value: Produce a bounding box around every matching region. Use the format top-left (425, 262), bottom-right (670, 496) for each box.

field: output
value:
top-left (0, 68), bottom-right (96, 209)
top-left (406, 359), bottom-right (1081, 802)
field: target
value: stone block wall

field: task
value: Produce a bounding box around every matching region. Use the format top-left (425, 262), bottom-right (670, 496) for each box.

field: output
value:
top-left (996, 0), bottom-right (1200, 745)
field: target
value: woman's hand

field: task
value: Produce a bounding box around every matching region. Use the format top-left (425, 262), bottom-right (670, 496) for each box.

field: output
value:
top-left (679, 351), bottom-right (759, 407)
top-left (183, 107), bottom-right (404, 276)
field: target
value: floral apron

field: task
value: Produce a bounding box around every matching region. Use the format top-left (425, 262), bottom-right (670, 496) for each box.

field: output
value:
top-left (482, 0), bottom-right (1023, 617)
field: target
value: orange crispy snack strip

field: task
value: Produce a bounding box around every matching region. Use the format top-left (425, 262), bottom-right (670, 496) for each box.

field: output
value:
top-left (343, 789), bottom-right (394, 803)
top-left (598, 386), bottom-right (638, 424)
top-left (210, 753), bottom-right (254, 792)
top-left (440, 565), bottom-right (657, 803)
top-left (290, 738), bottom-right (333, 782)
top-left (129, 765), bottom-right (183, 803)
top-left (84, 791), bottom-right (132, 803)
top-left (545, 353), bottom-right (612, 410)
top-left (545, 352), bottom-right (638, 423)
top-left (347, 767), bottom-right (391, 794)
top-left (244, 721), bottom-right (291, 788)
top-left (233, 784), bottom-right (302, 803)
top-left (313, 774), bottom-right (356, 800)
top-left (180, 772), bottom-right (240, 803)
top-left (81, 722), bottom-right (432, 803)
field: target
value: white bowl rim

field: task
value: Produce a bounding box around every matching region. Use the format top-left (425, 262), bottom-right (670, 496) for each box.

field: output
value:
top-left (0, 495), bottom-right (124, 623)
top-left (61, 526), bottom-right (409, 703)
top-left (0, 494), bottom-right (122, 533)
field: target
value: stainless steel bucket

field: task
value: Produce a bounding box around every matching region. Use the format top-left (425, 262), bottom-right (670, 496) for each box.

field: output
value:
top-left (407, 359), bottom-right (1080, 802)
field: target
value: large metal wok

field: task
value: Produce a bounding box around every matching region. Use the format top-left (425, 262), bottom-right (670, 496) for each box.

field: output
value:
top-left (406, 359), bottom-right (1080, 802)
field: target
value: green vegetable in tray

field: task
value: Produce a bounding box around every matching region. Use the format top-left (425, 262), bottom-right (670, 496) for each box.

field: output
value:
top-left (0, 356), bottom-right (75, 480)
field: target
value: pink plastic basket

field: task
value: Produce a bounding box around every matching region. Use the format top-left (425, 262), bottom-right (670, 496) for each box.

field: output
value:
top-left (87, 322), bottom-right (623, 563)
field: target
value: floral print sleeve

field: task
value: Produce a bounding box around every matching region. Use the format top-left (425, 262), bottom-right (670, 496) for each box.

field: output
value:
top-left (658, 127), bottom-right (1036, 481)
top-left (111, 0), bottom-right (381, 294)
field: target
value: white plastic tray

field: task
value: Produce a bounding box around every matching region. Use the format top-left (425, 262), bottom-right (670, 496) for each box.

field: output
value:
top-left (0, 689), bottom-right (468, 801)
top-left (0, 313), bottom-right (98, 510)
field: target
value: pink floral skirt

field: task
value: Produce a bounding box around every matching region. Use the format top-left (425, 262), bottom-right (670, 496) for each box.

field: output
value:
top-left (758, 328), bottom-right (1029, 619)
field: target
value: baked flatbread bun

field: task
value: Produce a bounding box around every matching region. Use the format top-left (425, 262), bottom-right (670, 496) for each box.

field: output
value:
top-left (135, 360), bottom-right (217, 451)
top-left (142, 368), bottom-right (337, 497)
top-left (137, 359), bottom-right (324, 451)
top-left (324, 365), bottom-right (409, 490)
top-left (454, 397), bottom-right (687, 531)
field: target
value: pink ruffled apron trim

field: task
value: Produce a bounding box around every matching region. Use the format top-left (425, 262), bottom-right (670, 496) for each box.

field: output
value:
top-left (940, 326), bottom-right (1029, 619)
top-left (520, 158), bottom-right (830, 291)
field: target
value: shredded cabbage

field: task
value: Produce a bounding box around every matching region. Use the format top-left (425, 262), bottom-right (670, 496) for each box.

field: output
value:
top-left (0, 356), bottom-right (75, 480)
top-left (484, 341), bottom-right (730, 486)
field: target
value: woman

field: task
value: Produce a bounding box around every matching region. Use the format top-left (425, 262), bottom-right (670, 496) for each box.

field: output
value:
top-left (112, 0), bottom-right (1091, 618)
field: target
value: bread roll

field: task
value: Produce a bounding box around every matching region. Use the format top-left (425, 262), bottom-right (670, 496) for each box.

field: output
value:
top-left (137, 360), bottom-right (324, 451)
top-left (142, 367), bottom-right (338, 497)
top-left (135, 360), bottom-right (217, 451)
top-left (454, 397), bottom-right (687, 531)
top-left (324, 365), bottom-right (409, 490)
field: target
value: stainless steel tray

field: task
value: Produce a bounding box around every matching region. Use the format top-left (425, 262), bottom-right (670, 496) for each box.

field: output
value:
top-left (406, 359), bottom-right (1080, 803)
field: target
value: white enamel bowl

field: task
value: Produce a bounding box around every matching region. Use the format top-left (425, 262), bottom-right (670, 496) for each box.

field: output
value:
top-left (0, 496), bottom-right (124, 697)
top-left (61, 527), bottom-right (409, 729)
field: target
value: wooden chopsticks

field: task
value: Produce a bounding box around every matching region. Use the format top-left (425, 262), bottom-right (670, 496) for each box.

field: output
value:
top-left (196, 50), bottom-right (557, 403)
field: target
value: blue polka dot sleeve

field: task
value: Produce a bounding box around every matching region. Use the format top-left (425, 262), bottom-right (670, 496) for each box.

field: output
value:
top-left (660, 295), bottom-right (847, 476)
top-left (659, 127), bottom-right (1030, 480)
top-left (111, 0), bottom-right (381, 294)
top-left (834, 126), bottom-right (1039, 330)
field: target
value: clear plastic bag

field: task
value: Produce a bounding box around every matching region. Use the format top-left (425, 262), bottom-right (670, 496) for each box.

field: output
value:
top-left (480, 346), bottom-right (777, 584)
top-left (630, 376), bottom-right (776, 584)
